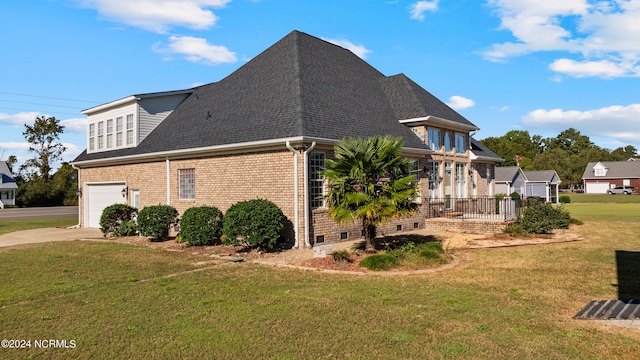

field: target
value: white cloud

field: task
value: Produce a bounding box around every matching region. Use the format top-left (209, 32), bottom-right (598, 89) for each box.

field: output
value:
top-left (522, 103), bottom-right (640, 146)
top-left (60, 118), bottom-right (87, 134)
top-left (483, 0), bottom-right (640, 78)
top-left (0, 142), bottom-right (30, 152)
top-left (78, 0), bottom-right (231, 33)
top-left (447, 95), bottom-right (475, 110)
top-left (548, 58), bottom-right (634, 78)
top-left (154, 35), bottom-right (237, 65)
top-left (410, 1), bottom-right (439, 21)
top-left (323, 38), bottom-right (372, 59)
top-left (0, 112), bottom-right (39, 126)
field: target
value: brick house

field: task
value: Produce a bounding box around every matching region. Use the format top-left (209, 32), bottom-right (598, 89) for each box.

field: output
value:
top-left (582, 161), bottom-right (640, 194)
top-left (71, 31), bottom-right (503, 247)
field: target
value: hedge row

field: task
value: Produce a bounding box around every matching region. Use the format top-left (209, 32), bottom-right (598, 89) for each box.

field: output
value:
top-left (99, 199), bottom-right (285, 248)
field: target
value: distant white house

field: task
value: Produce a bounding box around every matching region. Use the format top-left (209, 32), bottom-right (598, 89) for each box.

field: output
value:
top-left (0, 161), bottom-right (17, 208)
top-left (495, 166), bottom-right (561, 203)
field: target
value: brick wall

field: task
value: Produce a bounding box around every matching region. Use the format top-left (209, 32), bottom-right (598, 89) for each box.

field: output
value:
top-left (79, 150), bottom-right (302, 242)
top-left (423, 218), bottom-right (509, 234)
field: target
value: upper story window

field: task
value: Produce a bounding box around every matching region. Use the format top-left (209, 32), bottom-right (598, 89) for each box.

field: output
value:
top-left (444, 132), bottom-right (452, 152)
top-left (87, 113), bottom-right (135, 153)
top-left (594, 163), bottom-right (607, 176)
top-left (309, 152), bottom-right (326, 208)
top-left (428, 128), bottom-right (441, 151)
top-left (455, 133), bottom-right (466, 154)
top-left (126, 114), bottom-right (134, 146)
top-left (89, 124), bottom-right (95, 151)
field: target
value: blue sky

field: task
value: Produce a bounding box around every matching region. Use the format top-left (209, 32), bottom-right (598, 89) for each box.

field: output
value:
top-left (2, 0), bottom-right (640, 170)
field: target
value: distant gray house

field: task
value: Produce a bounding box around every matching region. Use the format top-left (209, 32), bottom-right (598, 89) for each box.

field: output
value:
top-left (582, 161), bottom-right (640, 194)
top-left (0, 161), bottom-right (17, 208)
top-left (495, 166), bottom-right (526, 197)
top-left (495, 166), bottom-right (561, 203)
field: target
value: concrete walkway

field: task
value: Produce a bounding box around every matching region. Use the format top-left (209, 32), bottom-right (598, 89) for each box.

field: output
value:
top-left (0, 227), bottom-right (104, 248)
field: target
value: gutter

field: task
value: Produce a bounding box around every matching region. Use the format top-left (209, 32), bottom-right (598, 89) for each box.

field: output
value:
top-left (303, 141), bottom-right (316, 248)
top-left (285, 141), bottom-right (300, 249)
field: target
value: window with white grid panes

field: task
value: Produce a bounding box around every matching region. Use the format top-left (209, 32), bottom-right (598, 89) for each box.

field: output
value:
top-left (309, 152), bottom-right (325, 208)
top-left (179, 168), bottom-right (195, 200)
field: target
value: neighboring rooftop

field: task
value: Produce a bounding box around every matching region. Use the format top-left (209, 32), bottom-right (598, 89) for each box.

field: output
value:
top-left (583, 161), bottom-right (640, 179)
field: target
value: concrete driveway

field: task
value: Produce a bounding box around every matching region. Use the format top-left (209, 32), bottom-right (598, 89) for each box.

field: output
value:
top-left (0, 227), bottom-right (104, 248)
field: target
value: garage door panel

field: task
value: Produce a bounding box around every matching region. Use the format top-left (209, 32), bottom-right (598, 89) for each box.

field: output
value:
top-left (86, 183), bottom-right (126, 228)
top-left (586, 182), bottom-right (609, 194)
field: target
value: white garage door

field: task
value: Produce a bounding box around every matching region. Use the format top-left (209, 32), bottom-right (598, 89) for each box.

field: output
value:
top-left (85, 183), bottom-right (126, 228)
top-left (586, 182), bottom-right (610, 194)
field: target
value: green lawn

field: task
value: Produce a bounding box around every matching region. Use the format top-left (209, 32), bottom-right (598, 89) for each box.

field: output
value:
top-left (567, 192), bottom-right (640, 204)
top-left (1, 209), bottom-right (639, 359)
top-left (0, 217), bottom-right (77, 236)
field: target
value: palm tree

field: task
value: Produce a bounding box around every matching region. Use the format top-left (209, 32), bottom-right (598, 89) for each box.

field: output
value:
top-left (323, 136), bottom-right (419, 252)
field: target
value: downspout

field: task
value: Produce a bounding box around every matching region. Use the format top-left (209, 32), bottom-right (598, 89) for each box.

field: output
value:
top-left (69, 163), bottom-right (81, 229)
top-left (285, 141), bottom-right (300, 249)
top-left (303, 141), bottom-right (316, 248)
top-left (166, 158), bottom-right (171, 205)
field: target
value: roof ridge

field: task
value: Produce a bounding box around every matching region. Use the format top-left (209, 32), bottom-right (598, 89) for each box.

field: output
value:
top-left (292, 31), bottom-right (305, 137)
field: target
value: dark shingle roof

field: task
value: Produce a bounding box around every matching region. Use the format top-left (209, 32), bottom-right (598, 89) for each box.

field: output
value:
top-left (495, 166), bottom-right (522, 182)
top-left (381, 74), bottom-right (477, 128)
top-left (470, 138), bottom-right (503, 162)
top-left (524, 170), bottom-right (560, 183)
top-left (75, 31), bottom-right (481, 163)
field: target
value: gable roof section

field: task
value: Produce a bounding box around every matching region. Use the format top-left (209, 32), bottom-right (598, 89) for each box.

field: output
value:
top-left (524, 170), bottom-right (560, 184)
top-left (382, 74), bottom-right (478, 130)
top-left (470, 138), bottom-right (503, 162)
top-left (495, 166), bottom-right (522, 183)
top-left (73, 31), bottom-right (483, 164)
top-left (583, 161), bottom-right (640, 179)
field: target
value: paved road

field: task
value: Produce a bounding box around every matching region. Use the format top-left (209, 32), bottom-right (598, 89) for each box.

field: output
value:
top-left (0, 206), bottom-right (78, 221)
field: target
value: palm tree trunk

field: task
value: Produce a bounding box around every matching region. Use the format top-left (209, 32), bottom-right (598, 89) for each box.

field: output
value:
top-left (362, 219), bottom-right (377, 252)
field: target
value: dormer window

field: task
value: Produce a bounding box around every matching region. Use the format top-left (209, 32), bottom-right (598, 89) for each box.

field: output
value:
top-left (83, 89), bottom-right (192, 154)
top-left (593, 163), bottom-right (608, 177)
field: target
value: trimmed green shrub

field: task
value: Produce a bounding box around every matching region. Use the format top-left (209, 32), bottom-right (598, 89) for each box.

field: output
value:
top-left (359, 254), bottom-right (400, 271)
top-left (516, 201), bottom-right (571, 234)
top-left (180, 206), bottom-right (223, 247)
top-left (137, 205), bottom-right (178, 241)
top-left (222, 199), bottom-right (285, 249)
top-left (559, 195), bottom-right (571, 204)
top-left (99, 204), bottom-right (138, 237)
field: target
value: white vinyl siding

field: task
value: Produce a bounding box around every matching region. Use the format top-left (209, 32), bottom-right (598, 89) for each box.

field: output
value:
top-left (138, 94), bottom-right (189, 144)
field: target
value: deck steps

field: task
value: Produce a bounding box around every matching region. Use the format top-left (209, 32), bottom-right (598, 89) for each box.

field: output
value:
top-left (574, 300), bottom-right (640, 320)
